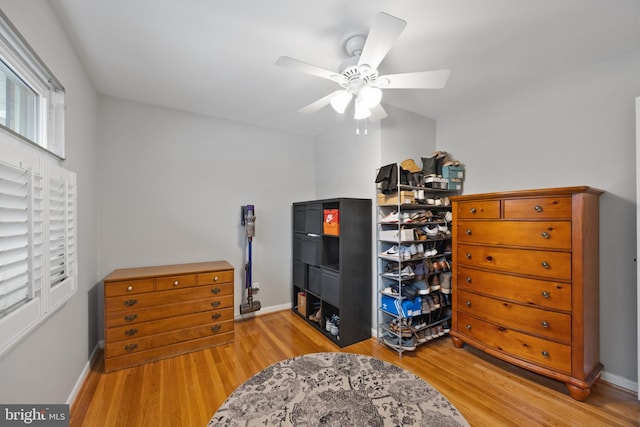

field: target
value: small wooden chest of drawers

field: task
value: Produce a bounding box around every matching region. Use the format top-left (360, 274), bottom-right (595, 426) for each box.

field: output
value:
top-left (103, 261), bottom-right (234, 372)
top-left (450, 187), bottom-right (602, 401)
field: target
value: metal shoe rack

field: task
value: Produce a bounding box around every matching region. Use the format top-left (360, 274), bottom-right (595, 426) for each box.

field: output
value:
top-left (376, 163), bottom-right (460, 355)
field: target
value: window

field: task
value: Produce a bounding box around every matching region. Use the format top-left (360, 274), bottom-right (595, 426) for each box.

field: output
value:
top-left (0, 9), bottom-right (65, 159)
top-left (0, 11), bottom-right (75, 356)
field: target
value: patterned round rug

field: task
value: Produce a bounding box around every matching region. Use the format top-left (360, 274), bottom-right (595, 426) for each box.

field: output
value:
top-left (209, 352), bottom-right (469, 426)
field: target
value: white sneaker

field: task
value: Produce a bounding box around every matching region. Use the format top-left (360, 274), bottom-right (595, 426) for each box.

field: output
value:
top-left (380, 211), bottom-right (399, 222)
top-left (381, 245), bottom-right (401, 258)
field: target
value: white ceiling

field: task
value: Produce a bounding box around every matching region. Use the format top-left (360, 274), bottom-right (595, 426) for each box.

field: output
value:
top-left (50, 0), bottom-right (640, 137)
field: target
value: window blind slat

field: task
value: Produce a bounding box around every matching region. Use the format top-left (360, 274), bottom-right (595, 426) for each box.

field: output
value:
top-left (0, 160), bottom-right (30, 316)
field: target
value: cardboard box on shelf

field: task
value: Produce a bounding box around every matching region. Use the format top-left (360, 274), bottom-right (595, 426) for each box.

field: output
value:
top-left (379, 228), bottom-right (414, 242)
top-left (377, 191), bottom-right (415, 205)
top-left (323, 209), bottom-right (340, 235)
top-left (297, 292), bottom-right (307, 317)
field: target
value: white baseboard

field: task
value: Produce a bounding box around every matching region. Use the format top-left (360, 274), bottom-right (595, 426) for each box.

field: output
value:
top-left (66, 344), bottom-right (100, 405)
top-left (234, 302), bottom-right (291, 320)
top-left (601, 371), bottom-right (638, 394)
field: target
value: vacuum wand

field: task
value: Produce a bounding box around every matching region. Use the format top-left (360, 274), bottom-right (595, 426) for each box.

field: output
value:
top-left (240, 205), bottom-right (261, 314)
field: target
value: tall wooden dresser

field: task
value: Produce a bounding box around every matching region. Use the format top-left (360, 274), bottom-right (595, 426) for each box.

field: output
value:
top-left (450, 187), bottom-right (602, 401)
top-left (104, 261), bottom-right (234, 372)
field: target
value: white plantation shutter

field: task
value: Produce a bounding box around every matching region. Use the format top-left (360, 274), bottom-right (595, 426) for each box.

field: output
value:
top-left (0, 161), bottom-right (30, 315)
top-left (0, 145), bottom-right (75, 355)
top-left (46, 163), bottom-right (76, 309)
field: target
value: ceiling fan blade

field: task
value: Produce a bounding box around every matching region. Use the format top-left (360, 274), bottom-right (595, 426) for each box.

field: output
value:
top-left (275, 56), bottom-right (341, 82)
top-left (369, 104), bottom-right (387, 121)
top-left (376, 69), bottom-right (450, 89)
top-left (298, 91), bottom-right (342, 114)
top-left (358, 12), bottom-right (407, 70)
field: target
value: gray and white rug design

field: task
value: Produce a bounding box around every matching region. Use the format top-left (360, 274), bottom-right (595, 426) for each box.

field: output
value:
top-left (209, 352), bottom-right (469, 426)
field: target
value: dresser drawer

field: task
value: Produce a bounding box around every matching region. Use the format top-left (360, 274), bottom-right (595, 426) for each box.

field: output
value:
top-left (105, 320), bottom-right (234, 358)
top-left (197, 269), bottom-right (234, 286)
top-left (456, 312), bottom-right (571, 373)
top-left (155, 274), bottom-right (197, 290)
top-left (105, 283), bottom-right (233, 312)
top-left (104, 332), bottom-right (235, 373)
top-left (457, 221), bottom-right (571, 250)
top-left (457, 244), bottom-right (571, 280)
top-left (456, 200), bottom-right (500, 219)
top-left (106, 307), bottom-right (234, 342)
top-left (105, 279), bottom-right (154, 297)
top-left (457, 289), bottom-right (571, 342)
top-left (457, 267), bottom-right (571, 311)
top-left (105, 295), bottom-right (233, 328)
top-left (503, 196), bottom-right (572, 219)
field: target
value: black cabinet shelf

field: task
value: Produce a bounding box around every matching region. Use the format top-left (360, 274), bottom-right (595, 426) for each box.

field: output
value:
top-left (292, 198), bottom-right (372, 347)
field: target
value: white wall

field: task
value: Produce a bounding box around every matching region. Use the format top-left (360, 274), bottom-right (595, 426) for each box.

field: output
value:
top-left (314, 107), bottom-right (438, 335)
top-left (437, 47), bottom-right (640, 389)
top-left (380, 104), bottom-right (437, 165)
top-left (97, 96), bottom-right (316, 331)
top-left (0, 0), bottom-right (99, 403)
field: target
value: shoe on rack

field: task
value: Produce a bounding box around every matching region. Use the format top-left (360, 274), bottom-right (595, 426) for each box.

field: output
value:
top-left (440, 271), bottom-right (452, 294)
top-left (423, 295), bottom-right (436, 312)
top-left (414, 228), bottom-right (428, 241)
top-left (383, 333), bottom-right (417, 351)
top-left (412, 280), bottom-right (430, 295)
top-left (429, 274), bottom-right (441, 292)
top-left (308, 309), bottom-right (322, 323)
top-left (414, 262), bottom-right (426, 280)
top-left (399, 265), bottom-right (416, 279)
top-left (442, 320), bottom-right (451, 334)
top-left (425, 244), bottom-right (438, 257)
top-left (431, 293), bottom-right (442, 309)
top-left (424, 225), bottom-right (440, 239)
top-left (381, 287), bottom-right (400, 297)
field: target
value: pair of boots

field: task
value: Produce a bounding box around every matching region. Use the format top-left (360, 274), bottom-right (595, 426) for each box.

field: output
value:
top-left (421, 151), bottom-right (460, 177)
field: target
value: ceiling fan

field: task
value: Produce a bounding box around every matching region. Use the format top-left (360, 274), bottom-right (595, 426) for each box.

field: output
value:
top-left (275, 12), bottom-right (450, 122)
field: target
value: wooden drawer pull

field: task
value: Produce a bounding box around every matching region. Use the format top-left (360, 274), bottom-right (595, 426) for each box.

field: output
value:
top-left (541, 351), bottom-right (550, 358)
top-left (211, 312), bottom-right (222, 320)
top-left (124, 299), bottom-right (137, 307)
top-left (466, 324), bottom-right (472, 330)
top-left (124, 344), bottom-right (138, 352)
top-left (466, 229), bottom-right (472, 235)
top-left (466, 276), bottom-right (472, 284)
top-left (124, 314), bottom-right (138, 322)
top-left (127, 285), bottom-right (134, 291)
top-left (486, 256), bottom-right (493, 262)
top-left (541, 291), bottom-right (550, 298)
top-left (213, 276), bottom-right (219, 282)
top-left (211, 301), bottom-right (221, 308)
top-left (541, 321), bottom-right (550, 328)
top-left (470, 207), bottom-right (477, 214)
top-left (173, 280), bottom-right (180, 286)
top-left (211, 325), bottom-right (222, 333)
top-left (466, 253), bottom-right (472, 260)
top-left (541, 261), bottom-right (550, 269)
top-left (211, 287), bottom-right (221, 295)
top-left (465, 300), bottom-right (472, 307)
top-left (124, 328), bottom-right (138, 336)
top-left (534, 205), bottom-right (543, 212)
top-left (541, 231), bottom-right (550, 239)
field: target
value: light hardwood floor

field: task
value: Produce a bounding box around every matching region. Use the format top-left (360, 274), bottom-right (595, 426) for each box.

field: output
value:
top-left (71, 310), bottom-right (639, 426)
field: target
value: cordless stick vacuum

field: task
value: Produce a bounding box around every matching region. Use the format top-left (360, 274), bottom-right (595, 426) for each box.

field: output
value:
top-left (240, 205), bottom-right (261, 314)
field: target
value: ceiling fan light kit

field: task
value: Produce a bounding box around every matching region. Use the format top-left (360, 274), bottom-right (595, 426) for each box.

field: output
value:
top-left (276, 11), bottom-right (450, 131)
